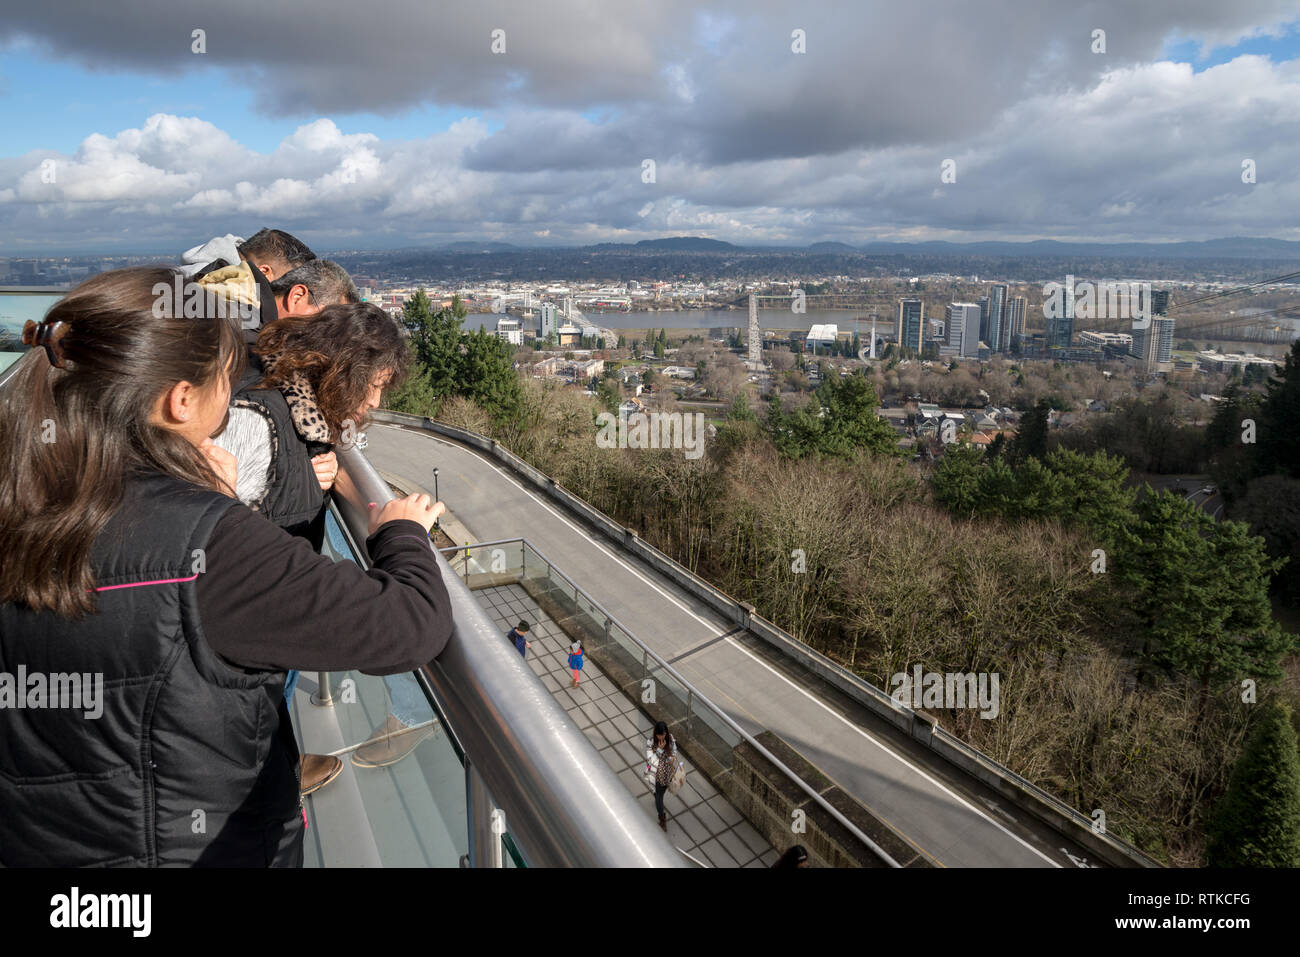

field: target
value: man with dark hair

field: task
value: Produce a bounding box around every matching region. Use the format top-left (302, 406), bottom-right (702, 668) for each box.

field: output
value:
top-left (183, 228), bottom-right (318, 338)
top-left (269, 260), bottom-right (359, 318)
top-left (507, 621), bottom-right (531, 658)
top-left (238, 228), bottom-right (316, 281)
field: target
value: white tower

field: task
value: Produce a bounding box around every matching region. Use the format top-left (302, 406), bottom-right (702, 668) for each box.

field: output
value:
top-left (747, 292), bottom-right (760, 366)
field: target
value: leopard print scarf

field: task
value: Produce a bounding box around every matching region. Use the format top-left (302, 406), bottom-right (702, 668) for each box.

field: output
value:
top-left (258, 350), bottom-right (333, 444)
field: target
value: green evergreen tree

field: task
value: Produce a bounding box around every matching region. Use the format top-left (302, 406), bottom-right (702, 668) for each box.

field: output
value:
top-left (1257, 340), bottom-right (1300, 480)
top-left (727, 392), bottom-right (755, 422)
top-left (1010, 398), bottom-right (1050, 464)
top-left (812, 372), bottom-right (901, 458)
top-left (1235, 475), bottom-right (1300, 604)
top-left (595, 377), bottom-right (620, 413)
top-left (1206, 385), bottom-right (1263, 503)
top-left (1115, 491), bottom-right (1290, 689)
top-left (975, 454), bottom-right (1018, 516)
top-left (384, 355), bottom-right (440, 418)
top-left (1206, 702), bottom-right (1300, 867)
top-left (931, 443), bottom-right (984, 517)
top-left (401, 289), bottom-right (466, 399)
top-left (1041, 449), bottom-right (1135, 545)
top-left (459, 329), bottom-right (523, 426)
top-left (767, 373), bottom-right (901, 460)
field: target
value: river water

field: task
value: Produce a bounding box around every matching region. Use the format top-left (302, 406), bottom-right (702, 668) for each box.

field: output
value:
top-left (462, 307), bottom-right (884, 334)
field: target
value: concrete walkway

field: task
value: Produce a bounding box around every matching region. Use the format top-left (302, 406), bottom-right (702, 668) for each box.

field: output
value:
top-left (473, 582), bottom-right (778, 868)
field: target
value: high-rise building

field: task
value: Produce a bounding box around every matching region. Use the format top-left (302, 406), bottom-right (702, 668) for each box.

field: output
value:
top-left (945, 303), bottom-right (982, 358)
top-left (538, 302), bottom-right (559, 340)
top-left (495, 317), bottom-right (522, 346)
top-left (897, 298), bottom-right (924, 353)
top-left (1151, 289), bottom-right (1170, 317)
top-left (1130, 323), bottom-right (1148, 363)
top-left (1153, 316), bottom-right (1174, 365)
top-left (1007, 296), bottom-right (1026, 347)
top-left (978, 295), bottom-right (990, 344)
top-left (1129, 313), bottom-right (1175, 372)
top-left (1047, 282), bottom-right (1074, 352)
top-left (987, 283), bottom-right (1008, 353)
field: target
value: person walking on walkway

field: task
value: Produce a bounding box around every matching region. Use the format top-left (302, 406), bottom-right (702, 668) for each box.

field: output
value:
top-left (507, 621), bottom-right (531, 658)
top-left (567, 640), bottom-right (584, 687)
top-left (772, 844), bottom-right (809, 868)
top-left (645, 721), bottom-right (678, 832)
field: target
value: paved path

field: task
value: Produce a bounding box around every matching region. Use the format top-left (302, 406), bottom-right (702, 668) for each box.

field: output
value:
top-left (474, 582), bottom-right (777, 868)
top-left (365, 422), bottom-right (1105, 868)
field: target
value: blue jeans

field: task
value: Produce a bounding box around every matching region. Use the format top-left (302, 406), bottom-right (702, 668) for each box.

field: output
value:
top-left (386, 673), bottom-right (435, 728)
top-left (284, 669), bottom-right (299, 706)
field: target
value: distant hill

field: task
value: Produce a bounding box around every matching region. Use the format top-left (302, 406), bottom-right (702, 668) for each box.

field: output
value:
top-left (441, 241), bottom-right (518, 252)
top-left (445, 236), bottom-right (1300, 259)
top-left (630, 237), bottom-right (737, 251)
top-left (851, 237), bottom-right (1300, 260)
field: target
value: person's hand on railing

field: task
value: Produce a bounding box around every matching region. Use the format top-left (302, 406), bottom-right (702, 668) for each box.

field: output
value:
top-left (311, 451), bottom-right (339, 492)
top-left (367, 493), bottom-right (445, 536)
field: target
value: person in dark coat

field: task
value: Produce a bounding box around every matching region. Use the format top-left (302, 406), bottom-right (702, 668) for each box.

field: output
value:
top-left (506, 621), bottom-right (532, 658)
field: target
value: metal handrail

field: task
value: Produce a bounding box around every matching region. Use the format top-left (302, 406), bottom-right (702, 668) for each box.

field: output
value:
top-left (442, 535), bottom-right (906, 867)
top-left (332, 444), bottom-right (686, 868)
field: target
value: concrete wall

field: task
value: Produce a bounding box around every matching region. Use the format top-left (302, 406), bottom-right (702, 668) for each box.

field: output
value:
top-left (370, 409), bottom-right (1162, 869)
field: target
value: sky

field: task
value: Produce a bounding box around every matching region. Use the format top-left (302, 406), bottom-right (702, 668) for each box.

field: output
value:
top-left (2, 0), bottom-right (1300, 254)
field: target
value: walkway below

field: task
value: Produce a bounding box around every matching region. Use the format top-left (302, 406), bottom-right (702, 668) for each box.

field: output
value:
top-left (474, 582), bottom-right (778, 867)
top-left (367, 422), bottom-right (1102, 868)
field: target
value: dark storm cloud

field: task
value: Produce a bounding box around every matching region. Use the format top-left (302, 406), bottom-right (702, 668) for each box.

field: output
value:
top-left (2, 1), bottom-right (1300, 249)
top-left (5, 0), bottom-right (1298, 163)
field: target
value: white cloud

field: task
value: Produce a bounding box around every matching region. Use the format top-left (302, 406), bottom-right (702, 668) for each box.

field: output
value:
top-left (3, 46), bottom-right (1300, 251)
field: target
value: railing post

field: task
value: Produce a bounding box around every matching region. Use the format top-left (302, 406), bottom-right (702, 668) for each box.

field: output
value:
top-left (312, 671), bottom-right (333, 707)
top-left (466, 762), bottom-right (505, 868)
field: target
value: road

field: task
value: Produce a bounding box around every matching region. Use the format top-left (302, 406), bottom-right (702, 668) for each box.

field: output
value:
top-left (1142, 474), bottom-right (1225, 519)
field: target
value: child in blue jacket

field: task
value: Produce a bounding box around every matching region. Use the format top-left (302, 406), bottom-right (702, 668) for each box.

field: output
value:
top-left (567, 641), bottom-right (585, 687)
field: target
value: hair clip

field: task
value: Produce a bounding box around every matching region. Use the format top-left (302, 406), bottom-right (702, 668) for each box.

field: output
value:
top-left (21, 319), bottom-right (71, 369)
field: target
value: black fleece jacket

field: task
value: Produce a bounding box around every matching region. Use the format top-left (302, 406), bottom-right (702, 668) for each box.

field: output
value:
top-left (195, 505), bottom-right (453, 675)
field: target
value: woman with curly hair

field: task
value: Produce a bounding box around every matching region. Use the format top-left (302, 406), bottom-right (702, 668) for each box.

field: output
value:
top-left (216, 301), bottom-right (416, 794)
top-left (218, 301), bottom-right (408, 550)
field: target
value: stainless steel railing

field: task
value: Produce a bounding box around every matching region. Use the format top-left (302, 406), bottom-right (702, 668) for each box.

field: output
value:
top-left (331, 444), bottom-right (686, 868)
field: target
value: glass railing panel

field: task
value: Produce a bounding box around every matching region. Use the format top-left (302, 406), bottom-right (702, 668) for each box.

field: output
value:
top-left (458, 541), bottom-right (525, 587)
top-left (297, 668), bottom-right (468, 868)
top-left (295, 507), bottom-right (469, 867)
